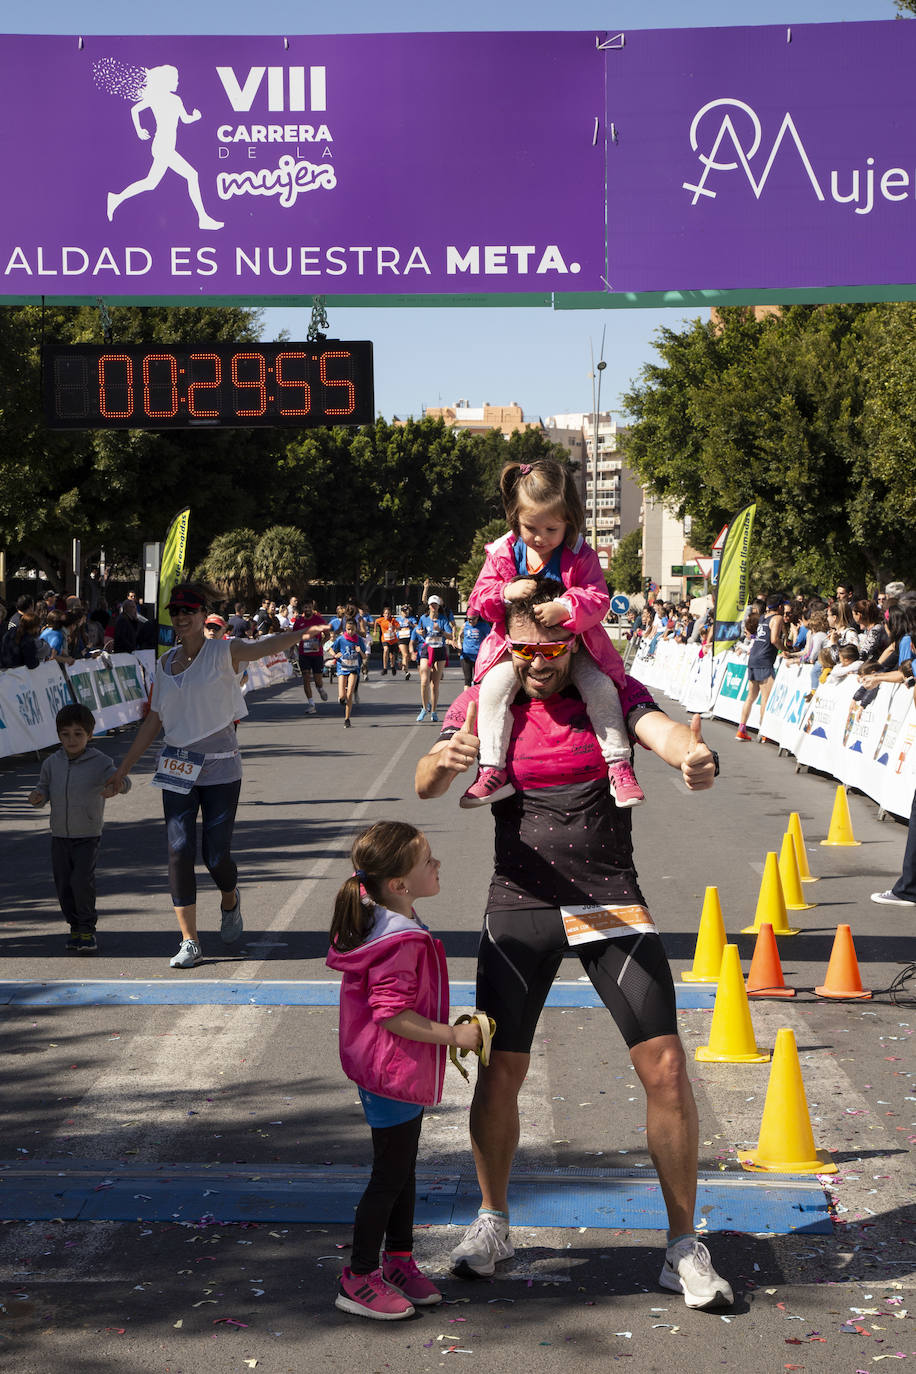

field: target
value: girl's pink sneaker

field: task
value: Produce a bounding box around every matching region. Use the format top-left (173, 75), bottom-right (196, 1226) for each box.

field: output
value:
top-left (382, 1252), bottom-right (443, 1306)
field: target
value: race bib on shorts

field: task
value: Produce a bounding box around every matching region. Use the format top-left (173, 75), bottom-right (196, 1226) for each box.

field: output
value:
top-left (152, 746), bottom-right (205, 794)
top-left (559, 903), bottom-right (657, 946)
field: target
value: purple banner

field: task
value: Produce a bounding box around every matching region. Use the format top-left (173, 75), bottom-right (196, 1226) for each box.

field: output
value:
top-left (607, 19), bottom-right (916, 294)
top-left (0, 33), bottom-right (604, 297)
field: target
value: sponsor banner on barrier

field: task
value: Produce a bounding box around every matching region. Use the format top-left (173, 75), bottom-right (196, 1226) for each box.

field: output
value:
top-left (65, 654), bottom-right (149, 733)
top-left (626, 639), bottom-right (916, 820)
top-left (0, 662), bottom-right (74, 758)
top-left (759, 662), bottom-right (811, 750)
top-left (711, 654), bottom-right (762, 730)
top-left (243, 653), bottom-right (295, 691)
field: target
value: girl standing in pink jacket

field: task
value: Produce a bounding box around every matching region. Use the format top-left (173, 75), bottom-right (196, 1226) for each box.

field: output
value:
top-left (326, 821), bottom-right (481, 1321)
top-left (461, 459), bottom-right (645, 809)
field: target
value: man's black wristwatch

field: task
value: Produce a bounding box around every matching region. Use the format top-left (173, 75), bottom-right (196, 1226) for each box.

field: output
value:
top-left (710, 750), bottom-right (720, 777)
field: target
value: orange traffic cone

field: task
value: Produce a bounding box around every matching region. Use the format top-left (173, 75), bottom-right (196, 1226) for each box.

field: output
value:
top-left (738, 1028), bottom-right (837, 1174)
top-left (820, 785), bottom-right (861, 847)
top-left (695, 945), bottom-right (770, 1063)
top-left (788, 812), bottom-right (818, 882)
top-left (779, 832), bottom-right (816, 912)
top-left (741, 852), bottom-right (799, 936)
top-left (682, 887), bottom-right (726, 983)
top-left (815, 924), bottom-right (872, 1000)
top-left (746, 923), bottom-right (795, 998)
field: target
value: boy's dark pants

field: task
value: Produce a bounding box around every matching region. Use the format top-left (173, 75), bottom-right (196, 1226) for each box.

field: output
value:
top-left (51, 836), bottom-right (101, 931)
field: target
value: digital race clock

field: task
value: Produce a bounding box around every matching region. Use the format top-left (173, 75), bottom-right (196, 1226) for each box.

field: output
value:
top-left (42, 341), bottom-right (374, 430)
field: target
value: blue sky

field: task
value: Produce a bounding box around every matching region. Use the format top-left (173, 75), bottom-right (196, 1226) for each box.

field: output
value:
top-left (4, 0), bottom-right (899, 420)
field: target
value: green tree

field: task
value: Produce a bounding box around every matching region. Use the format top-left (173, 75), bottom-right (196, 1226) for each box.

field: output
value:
top-left (193, 528), bottom-right (259, 600)
top-left (0, 302), bottom-right (280, 584)
top-left (269, 417), bottom-right (492, 596)
top-left (253, 525), bottom-right (315, 597)
top-left (606, 527), bottom-right (643, 594)
top-left (457, 518), bottom-right (508, 600)
top-left (623, 304), bottom-right (916, 590)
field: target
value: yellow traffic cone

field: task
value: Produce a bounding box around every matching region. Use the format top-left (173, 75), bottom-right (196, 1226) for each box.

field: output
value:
top-left (788, 812), bottom-right (818, 882)
top-left (741, 852), bottom-right (799, 936)
top-left (681, 887), bottom-right (727, 983)
top-left (820, 785), bottom-right (861, 847)
top-left (738, 1028), bottom-right (837, 1174)
top-left (779, 832), bottom-right (816, 912)
top-left (695, 945), bottom-right (770, 1063)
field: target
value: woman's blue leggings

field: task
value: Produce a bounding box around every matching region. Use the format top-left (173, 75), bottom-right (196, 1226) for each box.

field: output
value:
top-left (162, 780), bottom-right (242, 907)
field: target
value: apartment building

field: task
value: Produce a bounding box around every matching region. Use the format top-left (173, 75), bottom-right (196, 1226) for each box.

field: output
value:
top-left (542, 411), bottom-right (642, 569)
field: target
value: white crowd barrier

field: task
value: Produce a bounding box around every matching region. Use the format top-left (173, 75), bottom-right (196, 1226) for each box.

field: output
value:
top-left (630, 641), bottom-right (916, 821)
top-left (0, 649), bottom-right (295, 761)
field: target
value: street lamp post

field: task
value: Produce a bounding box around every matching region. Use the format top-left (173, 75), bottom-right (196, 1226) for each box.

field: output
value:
top-left (590, 358), bottom-right (607, 549)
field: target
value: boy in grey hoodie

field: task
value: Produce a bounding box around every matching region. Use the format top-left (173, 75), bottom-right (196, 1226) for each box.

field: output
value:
top-left (29, 703), bottom-right (131, 955)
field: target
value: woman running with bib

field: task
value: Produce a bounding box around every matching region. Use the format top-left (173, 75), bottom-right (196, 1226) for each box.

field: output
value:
top-left (104, 584), bottom-right (317, 968)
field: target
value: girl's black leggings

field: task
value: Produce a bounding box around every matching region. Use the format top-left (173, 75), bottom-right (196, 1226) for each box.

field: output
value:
top-left (351, 1111), bottom-right (424, 1274)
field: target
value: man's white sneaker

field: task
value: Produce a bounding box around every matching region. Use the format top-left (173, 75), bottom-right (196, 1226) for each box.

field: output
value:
top-left (870, 889), bottom-right (916, 907)
top-left (170, 939), bottom-right (202, 969)
top-left (449, 1212), bottom-right (514, 1278)
top-left (659, 1237), bottom-right (733, 1309)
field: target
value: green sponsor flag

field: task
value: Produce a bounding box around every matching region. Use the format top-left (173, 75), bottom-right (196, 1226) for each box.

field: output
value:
top-left (712, 503), bottom-right (756, 657)
top-left (157, 508), bottom-right (190, 658)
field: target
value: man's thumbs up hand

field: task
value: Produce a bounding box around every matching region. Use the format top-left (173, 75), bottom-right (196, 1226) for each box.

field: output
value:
top-left (681, 713), bottom-right (716, 791)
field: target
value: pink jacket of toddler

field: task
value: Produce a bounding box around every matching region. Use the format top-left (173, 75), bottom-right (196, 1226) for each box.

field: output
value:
top-left (326, 906), bottom-right (449, 1107)
top-left (467, 530), bottom-right (625, 690)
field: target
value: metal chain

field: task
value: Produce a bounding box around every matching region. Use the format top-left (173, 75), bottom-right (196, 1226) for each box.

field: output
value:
top-left (306, 295), bottom-right (329, 342)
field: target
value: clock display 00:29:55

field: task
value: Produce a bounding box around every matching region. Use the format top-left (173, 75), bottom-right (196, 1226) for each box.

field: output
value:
top-left (41, 341), bottom-right (375, 429)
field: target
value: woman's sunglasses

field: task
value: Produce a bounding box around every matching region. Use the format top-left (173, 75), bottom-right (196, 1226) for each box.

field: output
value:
top-left (509, 639), bottom-right (572, 661)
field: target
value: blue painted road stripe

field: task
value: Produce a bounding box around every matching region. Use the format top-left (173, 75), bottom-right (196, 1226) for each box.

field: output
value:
top-left (0, 1164), bottom-right (829, 1233)
top-left (0, 980), bottom-right (717, 1009)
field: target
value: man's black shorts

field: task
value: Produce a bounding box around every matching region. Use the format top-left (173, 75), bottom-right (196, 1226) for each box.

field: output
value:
top-left (476, 908), bottom-right (678, 1053)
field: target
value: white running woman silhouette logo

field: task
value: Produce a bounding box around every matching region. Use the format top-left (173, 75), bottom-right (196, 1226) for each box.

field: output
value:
top-left (95, 58), bottom-right (223, 231)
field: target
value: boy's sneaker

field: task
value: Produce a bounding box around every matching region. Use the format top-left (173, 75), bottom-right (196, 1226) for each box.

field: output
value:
top-left (305, 700), bottom-right (317, 714)
top-left (170, 939), bottom-right (202, 969)
top-left (65, 931), bottom-right (81, 954)
top-left (334, 1266), bottom-right (414, 1320)
top-left (659, 1236), bottom-right (734, 1310)
top-left (317, 684), bottom-right (328, 701)
top-left (608, 760), bottom-right (645, 808)
top-left (416, 707), bottom-right (430, 722)
top-left (459, 767), bottom-right (515, 809)
top-left (220, 891), bottom-right (243, 945)
top-left (871, 889), bottom-right (916, 907)
top-left (735, 726), bottom-right (750, 741)
top-left (405, 670), bottom-right (411, 682)
top-left (450, 1212), bottom-right (514, 1277)
top-left (382, 1252), bottom-right (442, 1306)
top-left (77, 932), bottom-right (98, 956)
top-left (430, 711), bottom-right (439, 723)
top-left (344, 718), bottom-right (352, 728)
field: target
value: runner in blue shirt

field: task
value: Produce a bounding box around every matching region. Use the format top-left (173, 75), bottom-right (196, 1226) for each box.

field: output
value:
top-left (413, 595), bottom-right (456, 724)
top-left (330, 619), bottom-right (367, 729)
top-left (458, 610), bottom-right (492, 688)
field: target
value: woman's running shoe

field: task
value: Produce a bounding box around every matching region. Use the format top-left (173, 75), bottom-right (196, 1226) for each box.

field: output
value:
top-left (170, 939), bottom-right (202, 969)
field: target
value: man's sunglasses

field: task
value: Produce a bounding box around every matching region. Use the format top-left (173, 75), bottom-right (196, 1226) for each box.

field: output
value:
top-left (168, 605), bottom-right (203, 617)
top-left (509, 639), bottom-right (573, 661)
